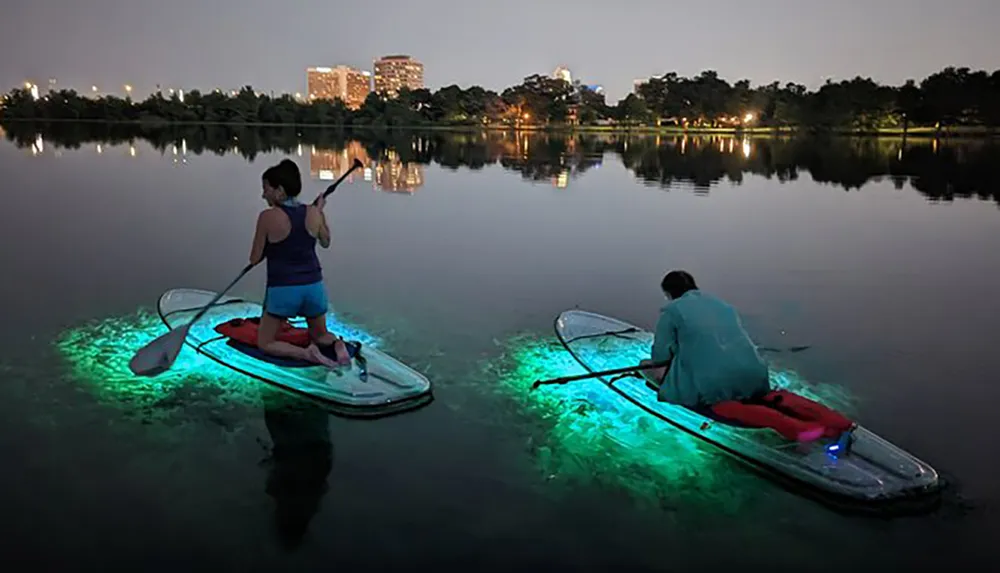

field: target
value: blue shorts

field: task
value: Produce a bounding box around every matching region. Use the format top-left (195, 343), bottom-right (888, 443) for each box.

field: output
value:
top-left (263, 281), bottom-right (329, 319)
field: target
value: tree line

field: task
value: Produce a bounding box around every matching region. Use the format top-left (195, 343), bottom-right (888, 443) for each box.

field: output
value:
top-left (3, 67), bottom-right (998, 132)
top-left (5, 121), bottom-right (996, 205)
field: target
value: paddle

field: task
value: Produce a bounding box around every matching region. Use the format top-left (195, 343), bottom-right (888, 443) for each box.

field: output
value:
top-left (531, 359), bottom-right (671, 390)
top-left (128, 158), bottom-right (365, 377)
top-left (758, 345), bottom-right (812, 354)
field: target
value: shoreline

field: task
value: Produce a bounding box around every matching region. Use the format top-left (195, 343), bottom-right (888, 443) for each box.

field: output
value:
top-left (1, 117), bottom-right (996, 139)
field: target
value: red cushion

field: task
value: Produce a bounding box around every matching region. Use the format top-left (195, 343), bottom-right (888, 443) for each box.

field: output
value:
top-left (214, 317), bottom-right (312, 348)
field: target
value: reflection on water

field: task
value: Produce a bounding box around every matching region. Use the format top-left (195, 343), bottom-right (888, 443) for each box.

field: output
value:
top-left (309, 140), bottom-right (370, 183)
top-left (374, 150), bottom-right (424, 193)
top-left (309, 143), bottom-right (424, 193)
top-left (4, 122), bottom-right (999, 204)
top-left (260, 389), bottom-right (334, 551)
top-left (3, 119), bottom-right (999, 569)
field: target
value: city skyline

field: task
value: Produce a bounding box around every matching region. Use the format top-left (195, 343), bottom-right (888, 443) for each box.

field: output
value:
top-left (307, 65), bottom-right (371, 109)
top-left (305, 55), bottom-right (425, 108)
top-left (3, 0), bottom-right (998, 103)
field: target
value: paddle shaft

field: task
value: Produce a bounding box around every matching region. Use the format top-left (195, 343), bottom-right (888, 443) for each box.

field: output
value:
top-left (532, 359), bottom-right (671, 389)
top-left (314, 158), bottom-right (364, 205)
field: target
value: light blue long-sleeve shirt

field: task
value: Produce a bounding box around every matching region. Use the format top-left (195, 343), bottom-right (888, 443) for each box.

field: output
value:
top-left (651, 290), bottom-right (770, 408)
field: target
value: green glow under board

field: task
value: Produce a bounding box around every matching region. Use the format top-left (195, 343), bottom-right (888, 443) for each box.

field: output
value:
top-left (54, 307), bottom-right (383, 420)
top-left (55, 304), bottom-right (860, 513)
top-left (485, 333), bottom-right (856, 512)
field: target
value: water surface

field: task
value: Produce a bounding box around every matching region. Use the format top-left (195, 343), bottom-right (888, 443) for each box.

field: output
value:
top-left (1, 124), bottom-right (997, 570)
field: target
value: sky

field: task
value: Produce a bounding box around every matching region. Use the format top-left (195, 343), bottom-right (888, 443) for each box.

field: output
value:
top-left (2, 0), bottom-right (998, 101)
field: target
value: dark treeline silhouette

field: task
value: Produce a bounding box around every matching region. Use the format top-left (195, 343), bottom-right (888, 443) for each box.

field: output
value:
top-left (3, 121), bottom-right (997, 205)
top-left (3, 66), bottom-right (999, 132)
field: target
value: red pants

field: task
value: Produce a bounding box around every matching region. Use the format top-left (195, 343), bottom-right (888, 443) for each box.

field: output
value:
top-left (710, 390), bottom-right (854, 442)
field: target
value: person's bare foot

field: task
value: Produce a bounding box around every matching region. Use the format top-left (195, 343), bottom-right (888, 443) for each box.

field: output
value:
top-left (796, 425), bottom-right (825, 443)
top-left (305, 343), bottom-right (339, 369)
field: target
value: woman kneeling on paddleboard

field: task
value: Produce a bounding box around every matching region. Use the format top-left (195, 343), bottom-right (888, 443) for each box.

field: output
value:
top-left (249, 159), bottom-right (351, 369)
top-left (640, 270), bottom-right (853, 442)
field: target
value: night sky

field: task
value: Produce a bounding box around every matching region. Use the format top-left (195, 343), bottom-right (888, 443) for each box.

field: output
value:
top-left (2, 0), bottom-right (997, 101)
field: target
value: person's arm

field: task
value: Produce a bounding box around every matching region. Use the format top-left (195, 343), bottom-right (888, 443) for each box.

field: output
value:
top-left (306, 204), bottom-right (331, 248)
top-left (249, 210), bottom-right (269, 265)
top-left (651, 307), bottom-right (677, 364)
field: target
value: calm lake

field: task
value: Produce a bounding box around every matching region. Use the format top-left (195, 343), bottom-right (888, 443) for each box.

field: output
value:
top-left (1, 123), bottom-right (997, 570)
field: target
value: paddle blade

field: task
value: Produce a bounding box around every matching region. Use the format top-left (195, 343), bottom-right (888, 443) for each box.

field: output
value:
top-left (128, 325), bottom-right (189, 377)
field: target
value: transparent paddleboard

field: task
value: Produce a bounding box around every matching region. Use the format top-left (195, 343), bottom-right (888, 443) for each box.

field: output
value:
top-left (158, 288), bottom-right (432, 416)
top-left (554, 309), bottom-right (939, 503)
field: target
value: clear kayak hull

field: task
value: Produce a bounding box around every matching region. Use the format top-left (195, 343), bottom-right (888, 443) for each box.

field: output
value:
top-left (554, 309), bottom-right (941, 507)
top-left (158, 288), bottom-right (433, 417)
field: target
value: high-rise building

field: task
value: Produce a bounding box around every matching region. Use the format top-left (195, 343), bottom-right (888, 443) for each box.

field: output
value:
top-left (307, 67), bottom-right (338, 102)
top-left (307, 65), bottom-right (371, 110)
top-left (552, 66), bottom-right (572, 84)
top-left (373, 55), bottom-right (424, 98)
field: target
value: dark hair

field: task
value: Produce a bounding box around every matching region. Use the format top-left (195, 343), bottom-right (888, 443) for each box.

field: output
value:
top-left (262, 159), bottom-right (302, 197)
top-left (661, 270), bottom-right (698, 299)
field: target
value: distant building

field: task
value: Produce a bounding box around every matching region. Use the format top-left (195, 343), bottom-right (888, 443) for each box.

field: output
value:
top-left (566, 104), bottom-right (580, 125)
top-left (307, 66), bottom-right (371, 110)
top-left (373, 55), bottom-right (424, 98)
top-left (552, 66), bottom-right (572, 84)
top-left (307, 67), bottom-right (339, 103)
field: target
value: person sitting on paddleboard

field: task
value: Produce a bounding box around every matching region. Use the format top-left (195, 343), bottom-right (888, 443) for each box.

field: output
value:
top-left (249, 159), bottom-right (352, 369)
top-left (640, 270), bottom-right (853, 443)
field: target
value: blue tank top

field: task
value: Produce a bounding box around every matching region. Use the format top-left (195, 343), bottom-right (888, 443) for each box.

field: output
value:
top-left (263, 200), bottom-right (323, 287)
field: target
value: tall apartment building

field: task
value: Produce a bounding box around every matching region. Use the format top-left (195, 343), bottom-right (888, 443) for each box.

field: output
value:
top-left (306, 65), bottom-right (371, 110)
top-left (373, 55), bottom-right (424, 98)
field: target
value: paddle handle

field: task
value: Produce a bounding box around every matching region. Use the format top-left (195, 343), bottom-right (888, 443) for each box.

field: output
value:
top-left (531, 359), bottom-right (671, 389)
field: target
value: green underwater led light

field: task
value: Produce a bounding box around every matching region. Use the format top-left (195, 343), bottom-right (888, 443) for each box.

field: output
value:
top-left (54, 307), bottom-right (383, 420)
top-left (485, 333), bottom-right (856, 512)
top-left (56, 303), bottom-right (860, 513)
